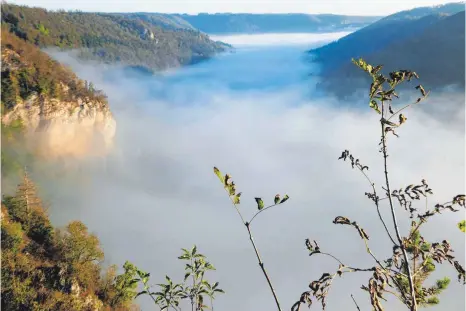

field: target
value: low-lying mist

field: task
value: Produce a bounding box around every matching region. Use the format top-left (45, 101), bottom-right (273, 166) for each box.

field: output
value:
top-left (32, 34), bottom-right (465, 310)
top-left (210, 31), bottom-right (352, 46)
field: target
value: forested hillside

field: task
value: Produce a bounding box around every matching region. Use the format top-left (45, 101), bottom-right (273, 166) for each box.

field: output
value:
top-left (171, 13), bottom-right (380, 34)
top-left (310, 2), bottom-right (465, 72)
top-left (309, 3), bottom-right (465, 97)
top-left (0, 5), bottom-right (132, 309)
top-left (1, 3), bottom-right (230, 71)
top-left (1, 174), bottom-right (140, 310)
top-left (1, 29), bottom-right (107, 111)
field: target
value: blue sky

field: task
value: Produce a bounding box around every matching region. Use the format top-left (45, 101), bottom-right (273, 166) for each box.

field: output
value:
top-left (8, 0), bottom-right (462, 15)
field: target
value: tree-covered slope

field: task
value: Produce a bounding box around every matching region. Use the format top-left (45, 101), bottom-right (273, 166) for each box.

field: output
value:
top-left (112, 12), bottom-right (197, 31)
top-left (367, 11), bottom-right (465, 89)
top-left (1, 174), bottom-right (140, 310)
top-left (310, 3), bottom-right (465, 97)
top-left (1, 3), bottom-right (230, 71)
top-left (310, 2), bottom-right (465, 72)
top-left (1, 28), bottom-right (107, 111)
top-left (170, 13), bottom-right (381, 34)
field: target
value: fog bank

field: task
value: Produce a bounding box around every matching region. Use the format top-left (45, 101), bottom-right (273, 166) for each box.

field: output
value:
top-left (33, 33), bottom-right (466, 311)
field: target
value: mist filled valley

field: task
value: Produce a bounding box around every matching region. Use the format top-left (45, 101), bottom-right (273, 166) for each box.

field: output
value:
top-left (34, 33), bottom-right (466, 311)
top-left (1, 3), bottom-right (465, 311)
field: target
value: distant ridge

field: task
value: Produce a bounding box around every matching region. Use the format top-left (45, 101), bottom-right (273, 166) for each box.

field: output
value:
top-left (1, 3), bottom-right (230, 71)
top-left (309, 2), bottom-right (465, 98)
top-left (168, 13), bottom-right (381, 34)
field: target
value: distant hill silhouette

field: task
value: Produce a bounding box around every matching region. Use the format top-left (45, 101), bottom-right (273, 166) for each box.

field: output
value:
top-left (1, 3), bottom-right (230, 71)
top-left (169, 13), bottom-right (381, 34)
top-left (309, 3), bottom-right (465, 98)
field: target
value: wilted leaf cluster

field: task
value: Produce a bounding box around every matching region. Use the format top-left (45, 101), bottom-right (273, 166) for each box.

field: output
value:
top-left (292, 272), bottom-right (338, 311)
top-left (338, 150), bottom-right (369, 171)
top-left (417, 194), bottom-right (465, 223)
top-left (333, 216), bottom-right (370, 240)
top-left (292, 59), bottom-right (465, 311)
top-left (392, 180), bottom-right (433, 218)
top-left (305, 239), bottom-right (321, 257)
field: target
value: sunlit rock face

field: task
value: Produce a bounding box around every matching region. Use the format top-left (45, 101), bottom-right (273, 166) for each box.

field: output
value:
top-left (2, 93), bottom-right (116, 158)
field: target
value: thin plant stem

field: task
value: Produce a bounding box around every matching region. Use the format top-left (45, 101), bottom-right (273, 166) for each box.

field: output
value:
top-left (383, 288), bottom-right (406, 304)
top-left (351, 294), bottom-right (361, 311)
top-left (357, 166), bottom-right (397, 245)
top-left (223, 188), bottom-right (282, 311)
top-left (245, 222), bottom-right (282, 311)
top-left (381, 101), bottom-right (417, 311)
top-left (319, 252), bottom-right (404, 276)
top-left (249, 203), bottom-right (277, 224)
top-left (191, 258), bottom-right (196, 311)
top-left (386, 92), bottom-right (429, 122)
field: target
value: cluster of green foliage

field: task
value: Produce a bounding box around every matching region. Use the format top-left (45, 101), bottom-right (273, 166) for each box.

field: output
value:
top-left (1, 174), bottom-right (140, 311)
top-left (1, 28), bottom-right (107, 111)
top-left (458, 220), bottom-right (466, 233)
top-left (1, 3), bottom-right (229, 71)
top-left (133, 246), bottom-right (224, 311)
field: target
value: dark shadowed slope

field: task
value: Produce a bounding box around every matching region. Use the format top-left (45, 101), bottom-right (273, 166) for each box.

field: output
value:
top-left (169, 13), bottom-right (381, 34)
top-left (1, 3), bottom-right (230, 71)
top-left (310, 2), bottom-right (465, 72)
top-left (368, 11), bottom-right (465, 90)
top-left (310, 3), bottom-right (465, 98)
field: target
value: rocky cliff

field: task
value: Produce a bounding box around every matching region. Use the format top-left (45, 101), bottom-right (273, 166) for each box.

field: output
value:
top-left (1, 29), bottom-right (116, 158)
top-left (2, 93), bottom-right (116, 158)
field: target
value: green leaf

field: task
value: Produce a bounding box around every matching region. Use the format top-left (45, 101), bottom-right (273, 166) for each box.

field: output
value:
top-left (192, 245), bottom-right (197, 256)
top-left (213, 167), bottom-right (224, 184)
top-left (227, 182), bottom-right (236, 196)
top-left (233, 192), bottom-right (241, 204)
top-left (214, 289), bottom-right (225, 293)
top-left (255, 197), bottom-right (265, 210)
top-left (458, 220), bottom-right (466, 233)
top-left (416, 84), bottom-right (427, 97)
top-left (274, 194), bottom-right (280, 205)
top-left (280, 194), bottom-right (290, 204)
top-left (184, 272), bottom-right (191, 281)
top-left (369, 100), bottom-right (381, 114)
top-left (399, 114), bottom-right (407, 125)
top-left (135, 290), bottom-right (148, 298)
top-left (372, 65), bottom-right (383, 75)
top-left (352, 58), bottom-right (370, 74)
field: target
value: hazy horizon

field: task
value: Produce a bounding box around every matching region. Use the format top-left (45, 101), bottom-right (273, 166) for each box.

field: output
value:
top-left (7, 0), bottom-right (463, 16)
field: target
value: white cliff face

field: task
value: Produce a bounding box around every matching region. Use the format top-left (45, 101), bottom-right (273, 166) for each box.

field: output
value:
top-left (2, 93), bottom-right (116, 158)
